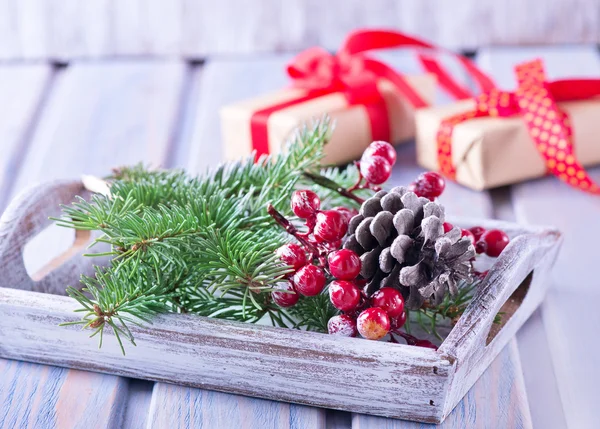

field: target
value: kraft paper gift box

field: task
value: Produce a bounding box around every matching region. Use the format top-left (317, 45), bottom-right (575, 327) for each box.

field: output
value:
top-left (415, 97), bottom-right (600, 190)
top-left (220, 74), bottom-right (436, 165)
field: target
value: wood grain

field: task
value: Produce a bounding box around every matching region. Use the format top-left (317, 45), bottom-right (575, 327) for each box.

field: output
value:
top-left (9, 60), bottom-right (186, 198)
top-left (0, 64), bottom-right (53, 212)
top-left (0, 284), bottom-right (451, 423)
top-left (167, 53), bottom-right (531, 427)
top-left (147, 383), bottom-right (326, 429)
top-left (0, 1), bottom-right (598, 59)
top-left (351, 341), bottom-right (531, 428)
top-left (477, 45), bottom-right (600, 429)
top-left (0, 178), bottom-right (559, 424)
top-left (0, 359), bottom-right (128, 429)
top-left (0, 60), bottom-right (188, 429)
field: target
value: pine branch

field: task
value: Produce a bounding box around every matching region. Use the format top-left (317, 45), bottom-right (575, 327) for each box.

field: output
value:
top-left (300, 165), bottom-right (374, 210)
top-left (406, 279), bottom-right (491, 341)
top-left (56, 120), bottom-right (332, 352)
top-left (61, 263), bottom-right (179, 354)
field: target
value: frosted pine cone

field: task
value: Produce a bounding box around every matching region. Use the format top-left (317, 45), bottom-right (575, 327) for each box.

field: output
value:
top-left (344, 187), bottom-right (475, 309)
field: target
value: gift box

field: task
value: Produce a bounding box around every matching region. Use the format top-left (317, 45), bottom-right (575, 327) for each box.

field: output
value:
top-left (220, 29), bottom-right (495, 165)
top-left (416, 59), bottom-right (600, 193)
top-left (221, 74), bottom-right (436, 165)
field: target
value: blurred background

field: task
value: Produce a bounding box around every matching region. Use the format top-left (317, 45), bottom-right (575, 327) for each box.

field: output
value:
top-left (0, 0), bottom-right (597, 59)
top-left (1, 2), bottom-right (599, 429)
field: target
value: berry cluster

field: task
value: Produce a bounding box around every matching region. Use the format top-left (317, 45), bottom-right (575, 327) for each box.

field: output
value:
top-left (328, 286), bottom-right (407, 342)
top-left (357, 141), bottom-right (397, 186)
top-left (268, 139), bottom-right (512, 349)
top-left (271, 189), bottom-right (354, 307)
top-left (442, 223), bottom-right (511, 258)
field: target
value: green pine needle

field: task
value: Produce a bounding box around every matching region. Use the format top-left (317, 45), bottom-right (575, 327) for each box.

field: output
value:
top-left (56, 120), bottom-right (332, 353)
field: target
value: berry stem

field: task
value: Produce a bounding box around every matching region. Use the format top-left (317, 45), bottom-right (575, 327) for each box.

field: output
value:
top-left (267, 204), bottom-right (320, 258)
top-left (302, 171), bottom-right (365, 204)
top-left (347, 162), bottom-right (364, 192)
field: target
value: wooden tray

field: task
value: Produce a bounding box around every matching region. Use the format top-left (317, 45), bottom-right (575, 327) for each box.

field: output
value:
top-left (0, 181), bottom-right (562, 424)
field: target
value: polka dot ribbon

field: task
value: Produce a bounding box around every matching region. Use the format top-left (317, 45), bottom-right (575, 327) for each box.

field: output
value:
top-left (437, 59), bottom-right (600, 194)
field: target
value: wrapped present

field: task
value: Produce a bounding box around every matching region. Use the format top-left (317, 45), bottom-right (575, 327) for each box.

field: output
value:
top-left (416, 59), bottom-right (600, 193)
top-left (221, 29), bottom-right (495, 165)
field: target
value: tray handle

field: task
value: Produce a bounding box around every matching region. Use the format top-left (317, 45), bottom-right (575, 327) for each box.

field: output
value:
top-left (0, 180), bottom-right (99, 295)
top-left (439, 228), bottom-right (560, 362)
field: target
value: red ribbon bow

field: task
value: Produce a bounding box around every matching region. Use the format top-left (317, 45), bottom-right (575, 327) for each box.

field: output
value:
top-left (250, 29), bottom-right (496, 158)
top-left (437, 59), bottom-right (600, 194)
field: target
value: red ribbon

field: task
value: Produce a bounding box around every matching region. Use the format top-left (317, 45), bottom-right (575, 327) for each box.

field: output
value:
top-left (250, 29), bottom-right (496, 159)
top-left (437, 59), bottom-right (600, 194)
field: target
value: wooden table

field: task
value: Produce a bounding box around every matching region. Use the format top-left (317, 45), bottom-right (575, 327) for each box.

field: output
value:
top-left (0, 46), bottom-right (598, 429)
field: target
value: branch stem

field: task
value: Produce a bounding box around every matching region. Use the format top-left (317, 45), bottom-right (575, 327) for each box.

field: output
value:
top-left (267, 204), bottom-right (320, 258)
top-left (302, 171), bottom-right (365, 204)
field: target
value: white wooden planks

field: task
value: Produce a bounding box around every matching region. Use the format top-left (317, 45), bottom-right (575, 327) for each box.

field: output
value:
top-left (0, 64), bottom-right (52, 211)
top-left (352, 341), bottom-right (531, 428)
top-left (477, 45), bottom-right (600, 429)
top-left (0, 59), bottom-right (188, 429)
top-left (173, 53), bottom-right (530, 428)
top-left (9, 60), bottom-right (186, 197)
top-left (177, 56), bottom-right (292, 173)
top-left (0, 1), bottom-right (599, 59)
top-left (147, 383), bottom-right (326, 429)
top-left (0, 360), bottom-right (128, 429)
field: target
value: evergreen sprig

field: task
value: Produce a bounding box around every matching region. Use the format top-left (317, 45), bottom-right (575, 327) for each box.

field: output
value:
top-left (55, 119), bottom-right (487, 354)
top-left (405, 279), bottom-right (500, 341)
top-left (57, 121), bottom-right (333, 353)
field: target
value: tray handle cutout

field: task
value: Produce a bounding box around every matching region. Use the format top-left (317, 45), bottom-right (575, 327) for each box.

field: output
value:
top-left (485, 271), bottom-right (532, 345)
top-left (0, 180), bottom-right (101, 295)
top-left (439, 225), bottom-right (561, 363)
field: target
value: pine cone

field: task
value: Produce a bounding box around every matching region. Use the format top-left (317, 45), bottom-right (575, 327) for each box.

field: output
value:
top-left (344, 187), bottom-right (475, 310)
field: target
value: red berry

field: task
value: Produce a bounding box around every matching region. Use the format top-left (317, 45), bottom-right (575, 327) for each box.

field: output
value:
top-left (328, 314), bottom-right (357, 337)
top-left (391, 311), bottom-right (407, 329)
top-left (363, 141), bottom-right (397, 166)
top-left (360, 155), bottom-right (392, 185)
top-left (414, 339), bottom-right (438, 350)
top-left (271, 281), bottom-right (299, 308)
top-left (413, 172), bottom-right (445, 200)
top-left (371, 287), bottom-right (405, 318)
top-left (329, 280), bottom-right (361, 312)
top-left (314, 210), bottom-right (348, 242)
top-left (356, 307), bottom-right (391, 340)
top-left (481, 229), bottom-right (510, 257)
top-left (293, 265), bottom-right (326, 296)
top-left (461, 229), bottom-right (475, 243)
top-left (469, 226), bottom-right (486, 241)
top-left (328, 249), bottom-right (361, 280)
top-left (475, 240), bottom-right (487, 254)
top-left (276, 243), bottom-right (307, 271)
top-left (291, 190), bottom-right (320, 218)
top-left (333, 206), bottom-right (358, 223)
top-left (443, 222), bottom-right (454, 233)
top-left (327, 240), bottom-right (343, 251)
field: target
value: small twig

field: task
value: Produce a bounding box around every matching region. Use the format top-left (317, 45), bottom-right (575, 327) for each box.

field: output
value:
top-left (267, 204), bottom-right (320, 257)
top-left (302, 171), bottom-right (365, 204)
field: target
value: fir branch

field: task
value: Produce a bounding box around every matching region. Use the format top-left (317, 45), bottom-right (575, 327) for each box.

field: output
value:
top-left (56, 120), bottom-right (332, 352)
top-left (301, 165), bottom-right (374, 210)
top-left (407, 279), bottom-right (489, 341)
top-left (191, 227), bottom-right (292, 297)
top-left (61, 263), bottom-right (178, 354)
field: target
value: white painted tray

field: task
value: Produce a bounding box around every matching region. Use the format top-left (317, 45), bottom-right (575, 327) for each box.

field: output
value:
top-left (0, 181), bottom-right (562, 423)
